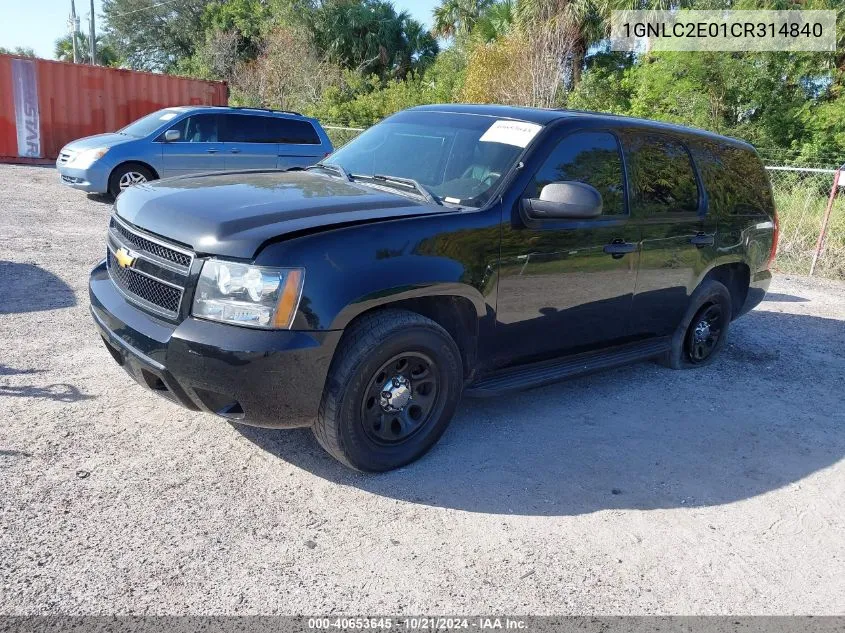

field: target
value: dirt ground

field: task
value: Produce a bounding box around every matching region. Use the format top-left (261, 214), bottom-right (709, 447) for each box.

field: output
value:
top-left (1, 164), bottom-right (844, 615)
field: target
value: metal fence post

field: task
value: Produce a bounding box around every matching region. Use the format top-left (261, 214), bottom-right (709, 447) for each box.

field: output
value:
top-left (809, 165), bottom-right (843, 277)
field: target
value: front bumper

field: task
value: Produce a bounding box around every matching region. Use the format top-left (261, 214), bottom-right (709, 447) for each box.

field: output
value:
top-left (56, 162), bottom-right (109, 193)
top-left (89, 260), bottom-right (341, 428)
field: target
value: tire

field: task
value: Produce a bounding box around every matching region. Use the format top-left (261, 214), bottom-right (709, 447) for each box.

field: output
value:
top-left (108, 163), bottom-right (155, 198)
top-left (660, 279), bottom-right (732, 370)
top-left (313, 309), bottom-right (463, 472)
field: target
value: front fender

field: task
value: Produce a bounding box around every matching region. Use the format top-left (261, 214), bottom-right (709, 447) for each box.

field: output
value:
top-left (252, 209), bottom-right (503, 332)
top-left (332, 281), bottom-right (487, 330)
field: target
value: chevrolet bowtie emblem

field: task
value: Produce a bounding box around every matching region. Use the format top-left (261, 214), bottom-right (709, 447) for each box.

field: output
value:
top-left (114, 247), bottom-right (137, 269)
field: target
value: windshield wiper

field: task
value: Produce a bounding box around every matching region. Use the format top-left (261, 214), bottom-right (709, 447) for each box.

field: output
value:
top-left (306, 162), bottom-right (353, 182)
top-left (370, 174), bottom-right (442, 206)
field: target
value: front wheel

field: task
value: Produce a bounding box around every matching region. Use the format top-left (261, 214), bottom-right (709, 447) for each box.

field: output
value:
top-left (313, 309), bottom-right (463, 472)
top-left (108, 163), bottom-right (155, 198)
top-left (660, 279), bottom-right (732, 370)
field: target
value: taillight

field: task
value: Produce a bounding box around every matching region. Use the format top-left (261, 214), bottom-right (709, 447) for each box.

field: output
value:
top-left (766, 209), bottom-right (779, 269)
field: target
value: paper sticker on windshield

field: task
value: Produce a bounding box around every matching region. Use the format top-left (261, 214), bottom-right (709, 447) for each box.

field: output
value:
top-left (159, 112), bottom-right (178, 121)
top-left (479, 120), bottom-right (542, 147)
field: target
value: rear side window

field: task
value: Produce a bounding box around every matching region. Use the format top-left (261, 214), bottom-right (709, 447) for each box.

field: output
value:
top-left (527, 131), bottom-right (626, 215)
top-left (267, 117), bottom-right (321, 144)
top-left (689, 140), bottom-right (773, 217)
top-left (223, 115), bottom-right (270, 143)
top-left (622, 132), bottom-right (699, 215)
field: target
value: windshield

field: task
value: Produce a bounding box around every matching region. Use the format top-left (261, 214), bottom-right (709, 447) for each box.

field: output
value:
top-left (118, 109), bottom-right (185, 138)
top-left (325, 111), bottom-right (542, 207)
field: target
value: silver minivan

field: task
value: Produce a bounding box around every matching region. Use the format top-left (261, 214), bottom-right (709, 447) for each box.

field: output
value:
top-left (56, 106), bottom-right (334, 197)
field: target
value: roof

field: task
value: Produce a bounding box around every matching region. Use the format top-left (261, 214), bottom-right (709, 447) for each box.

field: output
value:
top-left (177, 105), bottom-right (310, 119)
top-left (408, 103), bottom-right (753, 150)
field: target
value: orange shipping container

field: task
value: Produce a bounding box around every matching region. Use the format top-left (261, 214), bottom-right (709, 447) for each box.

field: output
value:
top-left (0, 55), bottom-right (228, 162)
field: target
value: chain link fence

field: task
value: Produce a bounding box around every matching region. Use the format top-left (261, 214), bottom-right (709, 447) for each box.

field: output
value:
top-left (321, 125), bottom-right (844, 280)
top-left (766, 166), bottom-right (844, 280)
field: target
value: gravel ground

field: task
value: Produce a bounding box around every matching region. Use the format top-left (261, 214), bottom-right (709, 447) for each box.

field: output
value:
top-left (1, 164), bottom-right (844, 615)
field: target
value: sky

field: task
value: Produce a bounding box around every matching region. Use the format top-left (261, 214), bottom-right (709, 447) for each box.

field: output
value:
top-left (0, 0), bottom-right (440, 60)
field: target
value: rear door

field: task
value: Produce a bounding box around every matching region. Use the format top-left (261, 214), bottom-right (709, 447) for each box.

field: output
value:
top-left (495, 129), bottom-right (640, 365)
top-left (621, 130), bottom-right (717, 337)
top-left (222, 114), bottom-right (280, 170)
top-left (160, 113), bottom-right (224, 177)
top-left (271, 117), bottom-right (327, 169)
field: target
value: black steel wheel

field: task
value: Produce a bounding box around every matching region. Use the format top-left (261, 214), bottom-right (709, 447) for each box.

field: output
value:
top-left (660, 279), bottom-right (732, 370)
top-left (685, 303), bottom-right (724, 363)
top-left (360, 352), bottom-right (440, 445)
top-left (313, 309), bottom-right (463, 472)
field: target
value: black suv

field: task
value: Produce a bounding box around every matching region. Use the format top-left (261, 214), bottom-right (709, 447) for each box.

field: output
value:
top-left (89, 105), bottom-right (777, 471)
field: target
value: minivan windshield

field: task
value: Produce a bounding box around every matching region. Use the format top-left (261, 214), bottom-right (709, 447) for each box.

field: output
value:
top-left (118, 108), bottom-right (186, 138)
top-left (324, 111), bottom-right (542, 207)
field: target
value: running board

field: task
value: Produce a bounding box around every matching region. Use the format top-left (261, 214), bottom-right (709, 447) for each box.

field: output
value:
top-left (465, 338), bottom-right (671, 397)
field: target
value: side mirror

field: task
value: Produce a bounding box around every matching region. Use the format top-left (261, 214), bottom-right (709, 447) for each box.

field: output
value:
top-left (521, 181), bottom-right (603, 220)
top-left (164, 129), bottom-right (181, 142)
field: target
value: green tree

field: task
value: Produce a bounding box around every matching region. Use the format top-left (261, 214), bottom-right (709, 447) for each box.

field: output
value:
top-left (102, 0), bottom-right (215, 71)
top-left (54, 33), bottom-right (119, 65)
top-left (0, 46), bottom-right (36, 57)
top-left (431, 0), bottom-right (494, 39)
top-left (308, 0), bottom-right (438, 79)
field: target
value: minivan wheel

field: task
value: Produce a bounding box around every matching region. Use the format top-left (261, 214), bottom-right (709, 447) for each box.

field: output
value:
top-left (108, 163), bottom-right (155, 198)
top-left (313, 309), bottom-right (462, 472)
top-left (660, 279), bottom-right (732, 370)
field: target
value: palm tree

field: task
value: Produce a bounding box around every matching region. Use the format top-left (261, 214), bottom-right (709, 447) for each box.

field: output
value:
top-left (55, 32), bottom-right (118, 65)
top-left (471, 0), bottom-right (515, 42)
top-left (432, 0), bottom-right (495, 40)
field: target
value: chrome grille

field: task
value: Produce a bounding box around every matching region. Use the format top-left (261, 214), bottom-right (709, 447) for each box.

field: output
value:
top-left (107, 251), bottom-right (182, 315)
top-left (109, 217), bottom-right (192, 268)
top-left (106, 215), bottom-right (194, 319)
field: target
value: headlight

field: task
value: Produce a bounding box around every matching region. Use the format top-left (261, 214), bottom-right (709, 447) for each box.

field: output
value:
top-left (192, 260), bottom-right (304, 329)
top-left (70, 147), bottom-right (109, 169)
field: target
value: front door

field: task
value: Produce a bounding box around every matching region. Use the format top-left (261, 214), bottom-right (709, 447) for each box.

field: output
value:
top-left (619, 130), bottom-right (716, 338)
top-left (495, 130), bottom-right (640, 366)
top-left (161, 113), bottom-right (224, 177)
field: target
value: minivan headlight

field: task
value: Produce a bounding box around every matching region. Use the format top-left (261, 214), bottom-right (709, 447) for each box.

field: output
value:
top-left (70, 147), bottom-right (109, 169)
top-left (192, 260), bottom-right (304, 329)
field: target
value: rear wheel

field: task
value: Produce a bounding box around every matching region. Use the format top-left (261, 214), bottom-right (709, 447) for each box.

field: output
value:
top-left (108, 163), bottom-right (155, 198)
top-left (660, 279), bottom-right (732, 369)
top-left (313, 309), bottom-right (463, 472)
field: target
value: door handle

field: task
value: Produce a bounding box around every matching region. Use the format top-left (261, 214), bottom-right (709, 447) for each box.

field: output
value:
top-left (690, 233), bottom-right (715, 247)
top-left (206, 148), bottom-right (219, 154)
top-left (230, 148), bottom-right (241, 154)
top-left (603, 241), bottom-right (637, 258)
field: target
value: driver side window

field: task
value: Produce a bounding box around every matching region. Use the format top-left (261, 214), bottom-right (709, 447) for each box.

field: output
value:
top-left (167, 114), bottom-right (219, 143)
top-left (528, 131), bottom-right (626, 215)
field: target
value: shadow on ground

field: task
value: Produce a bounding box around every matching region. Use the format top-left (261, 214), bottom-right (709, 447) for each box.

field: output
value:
top-left (236, 309), bottom-right (845, 516)
top-left (763, 292), bottom-right (808, 303)
top-left (0, 383), bottom-right (94, 402)
top-left (0, 261), bottom-right (76, 314)
top-left (86, 193), bottom-right (114, 205)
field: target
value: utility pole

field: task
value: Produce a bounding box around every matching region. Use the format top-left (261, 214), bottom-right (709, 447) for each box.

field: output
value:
top-left (88, 0), bottom-right (96, 64)
top-left (69, 0), bottom-right (80, 63)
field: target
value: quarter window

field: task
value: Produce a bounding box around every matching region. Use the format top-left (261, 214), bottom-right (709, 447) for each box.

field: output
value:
top-left (527, 131), bottom-right (626, 216)
top-left (267, 118), bottom-right (321, 144)
top-left (622, 132), bottom-right (699, 215)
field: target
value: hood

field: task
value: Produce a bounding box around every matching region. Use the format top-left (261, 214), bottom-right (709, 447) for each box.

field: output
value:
top-left (63, 133), bottom-right (131, 153)
top-left (115, 170), bottom-right (454, 259)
